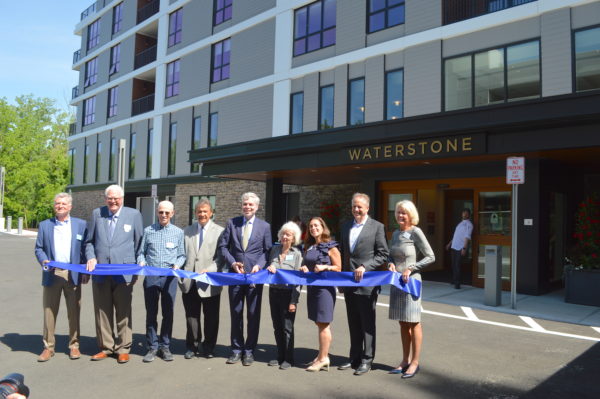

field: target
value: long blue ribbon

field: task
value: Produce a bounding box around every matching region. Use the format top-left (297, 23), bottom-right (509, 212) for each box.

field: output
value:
top-left (47, 261), bottom-right (421, 297)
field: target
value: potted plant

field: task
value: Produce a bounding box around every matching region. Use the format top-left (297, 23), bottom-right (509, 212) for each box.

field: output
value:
top-left (564, 195), bottom-right (600, 306)
top-left (320, 199), bottom-right (342, 239)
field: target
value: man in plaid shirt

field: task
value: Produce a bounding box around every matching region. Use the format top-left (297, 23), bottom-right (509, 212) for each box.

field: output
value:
top-left (138, 200), bottom-right (185, 362)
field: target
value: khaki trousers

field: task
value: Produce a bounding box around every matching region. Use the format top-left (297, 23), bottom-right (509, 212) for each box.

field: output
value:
top-left (92, 277), bottom-right (133, 354)
top-left (42, 268), bottom-right (81, 351)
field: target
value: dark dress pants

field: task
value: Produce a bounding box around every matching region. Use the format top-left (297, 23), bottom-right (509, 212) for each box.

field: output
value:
top-left (344, 290), bottom-right (378, 366)
top-left (451, 249), bottom-right (462, 287)
top-left (181, 287), bottom-right (220, 353)
top-left (144, 276), bottom-right (177, 350)
top-left (269, 288), bottom-right (296, 364)
top-left (228, 284), bottom-right (263, 355)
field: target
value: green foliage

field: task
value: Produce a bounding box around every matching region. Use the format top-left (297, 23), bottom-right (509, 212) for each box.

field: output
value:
top-left (0, 95), bottom-right (71, 227)
top-left (571, 195), bottom-right (600, 270)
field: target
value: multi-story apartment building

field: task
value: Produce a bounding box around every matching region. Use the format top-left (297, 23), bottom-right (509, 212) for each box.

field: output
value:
top-left (68, 0), bottom-right (600, 295)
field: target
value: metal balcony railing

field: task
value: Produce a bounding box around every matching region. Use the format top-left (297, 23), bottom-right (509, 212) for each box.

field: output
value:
top-left (131, 94), bottom-right (155, 116)
top-left (443, 0), bottom-right (537, 25)
top-left (80, 2), bottom-right (97, 20)
top-left (134, 45), bottom-right (157, 69)
top-left (72, 86), bottom-right (79, 100)
top-left (69, 123), bottom-right (77, 136)
top-left (73, 49), bottom-right (81, 64)
top-left (137, 0), bottom-right (160, 24)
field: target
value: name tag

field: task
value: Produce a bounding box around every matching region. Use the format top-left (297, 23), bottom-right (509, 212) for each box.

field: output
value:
top-left (285, 254), bottom-right (294, 261)
top-left (402, 231), bottom-right (411, 240)
top-left (76, 234), bottom-right (83, 241)
top-left (166, 242), bottom-right (175, 249)
top-left (123, 224), bottom-right (132, 233)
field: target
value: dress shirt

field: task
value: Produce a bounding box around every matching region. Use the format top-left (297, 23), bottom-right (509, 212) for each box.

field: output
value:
top-left (451, 219), bottom-right (473, 250)
top-left (349, 215), bottom-right (368, 253)
top-left (138, 223), bottom-right (186, 268)
top-left (53, 217), bottom-right (72, 263)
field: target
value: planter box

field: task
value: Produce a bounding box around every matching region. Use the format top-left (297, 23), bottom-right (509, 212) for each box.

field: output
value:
top-left (565, 269), bottom-right (600, 307)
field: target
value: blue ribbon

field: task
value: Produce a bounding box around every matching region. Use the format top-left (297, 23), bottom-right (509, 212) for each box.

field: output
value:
top-left (47, 261), bottom-right (421, 297)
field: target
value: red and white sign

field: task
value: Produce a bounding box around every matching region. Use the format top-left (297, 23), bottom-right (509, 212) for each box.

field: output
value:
top-left (506, 157), bottom-right (525, 184)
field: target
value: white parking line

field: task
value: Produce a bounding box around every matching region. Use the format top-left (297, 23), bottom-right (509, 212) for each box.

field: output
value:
top-left (519, 316), bottom-right (546, 332)
top-left (592, 327), bottom-right (600, 335)
top-left (461, 306), bottom-right (479, 321)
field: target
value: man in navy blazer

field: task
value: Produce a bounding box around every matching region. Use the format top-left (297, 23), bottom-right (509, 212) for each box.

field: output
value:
top-left (85, 185), bottom-right (143, 364)
top-left (219, 192), bottom-right (272, 366)
top-left (34, 192), bottom-right (88, 362)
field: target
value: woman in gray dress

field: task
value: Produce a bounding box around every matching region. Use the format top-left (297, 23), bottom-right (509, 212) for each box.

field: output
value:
top-left (387, 200), bottom-right (435, 378)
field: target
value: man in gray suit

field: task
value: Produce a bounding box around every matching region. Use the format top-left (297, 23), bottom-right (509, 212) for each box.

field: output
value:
top-left (339, 193), bottom-right (389, 375)
top-left (180, 199), bottom-right (224, 359)
top-left (85, 185), bottom-right (143, 364)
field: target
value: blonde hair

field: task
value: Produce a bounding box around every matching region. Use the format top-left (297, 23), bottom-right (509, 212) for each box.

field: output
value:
top-left (396, 200), bottom-right (420, 226)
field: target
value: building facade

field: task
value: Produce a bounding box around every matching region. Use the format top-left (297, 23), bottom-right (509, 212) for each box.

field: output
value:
top-left (68, 0), bottom-right (600, 295)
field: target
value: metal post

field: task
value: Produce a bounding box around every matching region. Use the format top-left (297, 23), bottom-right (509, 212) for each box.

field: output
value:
top-left (0, 166), bottom-right (5, 220)
top-left (6, 216), bottom-right (12, 233)
top-left (511, 184), bottom-right (518, 309)
top-left (117, 139), bottom-right (127, 190)
top-left (18, 217), bottom-right (23, 235)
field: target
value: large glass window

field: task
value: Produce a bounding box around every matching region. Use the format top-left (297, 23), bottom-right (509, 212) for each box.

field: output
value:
top-left (83, 143), bottom-right (89, 184)
top-left (129, 132), bottom-right (136, 179)
top-left (109, 137), bottom-right (116, 181)
top-left (191, 116), bottom-right (202, 173)
top-left (445, 55), bottom-right (472, 111)
top-left (348, 78), bottom-right (365, 125)
top-left (506, 41), bottom-right (540, 101)
top-left (293, 0), bottom-right (336, 57)
top-left (166, 60), bottom-right (180, 98)
top-left (479, 191), bottom-right (511, 236)
top-left (290, 92), bottom-right (304, 134)
top-left (83, 96), bottom-right (96, 126)
top-left (107, 86), bottom-right (118, 118)
top-left (319, 85), bottom-right (334, 130)
top-left (214, 0), bottom-right (233, 26)
top-left (168, 123), bottom-right (177, 175)
top-left (112, 3), bottom-right (123, 35)
top-left (209, 113), bottom-right (218, 147)
top-left (212, 38), bottom-right (231, 83)
top-left (368, 0), bottom-right (405, 33)
top-left (168, 9), bottom-right (183, 47)
top-left (146, 128), bottom-right (153, 178)
top-left (474, 49), bottom-right (505, 106)
top-left (575, 26), bottom-right (600, 92)
top-left (68, 148), bottom-right (75, 185)
top-left (189, 195), bottom-right (216, 224)
top-left (95, 140), bottom-right (102, 182)
top-left (84, 58), bottom-right (98, 87)
top-left (87, 19), bottom-right (100, 50)
top-left (109, 44), bottom-right (121, 75)
top-left (385, 69), bottom-right (403, 120)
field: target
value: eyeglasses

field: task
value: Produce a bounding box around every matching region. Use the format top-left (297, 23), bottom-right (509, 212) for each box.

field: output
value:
top-left (158, 211), bottom-right (171, 215)
top-left (106, 197), bottom-right (122, 201)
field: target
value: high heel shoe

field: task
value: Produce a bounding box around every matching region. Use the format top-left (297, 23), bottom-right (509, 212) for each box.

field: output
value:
top-left (402, 365), bottom-right (420, 379)
top-left (388, 363), bottom-right (409, 374)
top-left (306, 357), bottom-right (330, 372)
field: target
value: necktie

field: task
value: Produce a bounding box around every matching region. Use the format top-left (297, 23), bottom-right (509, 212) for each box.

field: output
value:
top-left (109, 215), bottom-right (117, 239)
top-left (242, 222), bottom-right (250, 251)
top-left (198, 226), bottom-right (204, 250)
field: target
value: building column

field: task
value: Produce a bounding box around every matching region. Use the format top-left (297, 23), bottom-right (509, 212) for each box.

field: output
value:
top-left (265, 177), bottom-right (285, 239)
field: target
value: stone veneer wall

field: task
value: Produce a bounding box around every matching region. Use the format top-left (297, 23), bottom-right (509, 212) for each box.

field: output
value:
top-left (296, 183), bottom-right (360, 233)
top-left (70, 189), bottom-right (105, 221)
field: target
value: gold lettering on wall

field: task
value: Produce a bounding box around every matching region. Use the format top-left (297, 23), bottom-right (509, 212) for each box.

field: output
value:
top-left (431, 140), bottom-right (442, 153)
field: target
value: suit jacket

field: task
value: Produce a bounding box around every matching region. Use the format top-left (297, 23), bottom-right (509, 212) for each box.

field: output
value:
top-left (340, 216), bottom-right (389, 295)
top-left (218, 216), bottom-right (272, 273)
top-left (35, 217), bottom-right (88, 286)
top-left (85, 205), bottom-right (144, 284)
top-left (181, 219), bottom-right (225, 297)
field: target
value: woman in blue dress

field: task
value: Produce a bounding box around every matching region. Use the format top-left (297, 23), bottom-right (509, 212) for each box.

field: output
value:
top-left (300, 217), bottom-right (341, 372)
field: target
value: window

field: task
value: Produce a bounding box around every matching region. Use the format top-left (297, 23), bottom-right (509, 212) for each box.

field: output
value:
top-left (84, 57), bottom-right (98, 87)
top-left (112, 3), bottom-right (123, 35)
top-left (168, 9), bottom-right (183, 47)
top-left (168, 122), bottom-right (177, 175)
top-left (293, 0), bottom-right (336, 56)
top-left (109, 44), bottom-right (121, 75)
top-left (109, 137), bottom-right (116, 181)
top-left (574, 26), bottom-right (600, 92)
top-left (83, 143), bottom-right (89, 184)
top-left (83, 96), bottom-right (96, 126)
top-left (444, 40), bottom-right (540, 111)
top-left (68, 148), bottom-right (75, 185)
top-left (319, 85), bottom-right (334, 130)
top-left (209, 113), bottom-right (218, 147)
top-left (348, 78), bottom-right (365, 125)
top-left (214, 0), bottom-right (233, 26)
top-left (290, 92), bottom-right (304, 134)
top-left (212, 38), bottom-right (231, 83)
top-left (191, 117), bottom-right (202, 173)
top-left (95, 140), bottom-right (102, 182)
top-left (87, 19), bottom-right (100, 50)
top-left (129, 132), bottom-right (136, 179)
top-left (146, 128), bottom-right (153, 178)
top-left (189, 195), bottom-right (216, 224)
top-left (385, 69), bottom-right (403, 119)
top-left (368, 0), bottom-right (405, 33)
top-left (166, 60), bottom-right (180, 97)
top-left (107, 86), bottom-right (118, 117)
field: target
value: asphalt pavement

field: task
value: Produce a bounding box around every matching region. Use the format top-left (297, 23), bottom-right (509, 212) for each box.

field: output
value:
top-left (1, 231), bottom-right (599, 398)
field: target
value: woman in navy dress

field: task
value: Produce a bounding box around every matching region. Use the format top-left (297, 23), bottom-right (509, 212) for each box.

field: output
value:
top-left (300, 217), bottom-right (341, 372)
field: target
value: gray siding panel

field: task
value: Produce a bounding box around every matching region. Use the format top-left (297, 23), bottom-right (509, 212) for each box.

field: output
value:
top-left (367, 24), bottom-right (406, 47)
top-left (336, 0), bottom-right (366, 55)
top-left (405, 41), bottom-right (442, 117)
top-left (541, 9), bottom-right (572, 97)
top-left (109, 79), bottom-right (133, 123)
top-left (365, 56), bottom-right (384, 123)
top-left (230, 19), bottom-right (275, 85)
top-left (173, 0), bottom-right (213, 53)
top-left (571, 2), bottom-right (600, 29)
top-left (115, 35), bottom-right (136, 80)
top-left (304, 73), bottom-right (319, 133)
top-left (170, 108), bottom-right (194, 176)
top-left (168, 47), bottom-right (211, 104)
top-left (405, 0), bottom-right (441, 35)
top-left (71, 138), bottom-right (85, 186)
top-left (97, 131), bottom-right (110, 183)
top-left (291, 44), bottom-right (336, 68)
top-left (117, 0), bottom-right (137, 40)
top-left (132, 119), bottom-right (150, 180)
top-left (386, 50), bottom-right (405, 71)
top-left (334, 65), bottom-right (347, 127)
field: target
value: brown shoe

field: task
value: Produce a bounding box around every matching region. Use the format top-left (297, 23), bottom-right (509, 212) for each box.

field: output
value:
top-left (38, 349), bottom-right (54, 362)
top-left (117, 353), bottom-right (129, 364)
top-left (91, 352), bottom-right (108, 361)
top-left (69, 348), bottom-right (81, 360)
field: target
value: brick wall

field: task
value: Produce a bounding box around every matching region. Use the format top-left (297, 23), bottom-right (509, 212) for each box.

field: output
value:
top-left (71, 189), bottom-right (105, 221)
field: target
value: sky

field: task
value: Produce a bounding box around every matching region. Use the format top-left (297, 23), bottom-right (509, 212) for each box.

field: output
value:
top-left (0, 1), bottom-right (84, 111)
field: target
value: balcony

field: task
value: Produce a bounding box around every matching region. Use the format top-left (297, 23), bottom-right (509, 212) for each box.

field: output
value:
top-left (134, 45), bottom-right (157, 69)
top-left (443, 0), bottom-right (537, 25)
top-left (137, 0), bottom-right (159, 24)
top-left (132, 94), bottom-right (155, 116)
top-left (73, 49), bottom-right (81, 64)
top-left (72, 86), bottom-right (79, 100)
top-left (80, 2), bottom-right (96, 20)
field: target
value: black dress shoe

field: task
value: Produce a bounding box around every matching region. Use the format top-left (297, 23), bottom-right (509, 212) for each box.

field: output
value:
top-left (402, 365), bottom-right (420, 379)
top-left (338, 362), bottom-right (356, 370)
top-left (205, 352), bottom-right (214, 359)
top-left (279, 361), bottom-right (292, 370)
top-left (242, 353), bottom-right (254, 366)
top-left (184, 350), bottom-right (195, 360)
top-left (226, 353), bottom-right (242, 364)
top-left (354, 363), bottom-right (371, 376)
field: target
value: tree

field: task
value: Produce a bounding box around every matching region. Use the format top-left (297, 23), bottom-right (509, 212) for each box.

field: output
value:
top-left (0, 95), bottom-right (71, 227)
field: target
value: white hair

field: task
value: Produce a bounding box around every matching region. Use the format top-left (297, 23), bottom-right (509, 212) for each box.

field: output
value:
top-left (105, 184), bottom-right (124, 198)
top-left (352, 192), bottom-right (370, 207)
top-left (158, 200), bottom-right (174, 211)
top-left (278, 221), bottom-right (302, 246)
top-left (54, 192), bottom-right (72, 205)
top-left (241, 192), bottom-right (260, 206)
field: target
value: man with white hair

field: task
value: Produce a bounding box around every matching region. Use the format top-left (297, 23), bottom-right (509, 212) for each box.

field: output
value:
top-left (86, 185), bottom-right (143, 364)
top-left (138, 200), bottom-right (185, 362)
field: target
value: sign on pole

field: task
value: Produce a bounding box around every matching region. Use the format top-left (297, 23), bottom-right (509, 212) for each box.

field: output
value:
top-left (506, 157), bottom-right (525, 184)
top-left (507, 157), bottom-right (524, 310)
